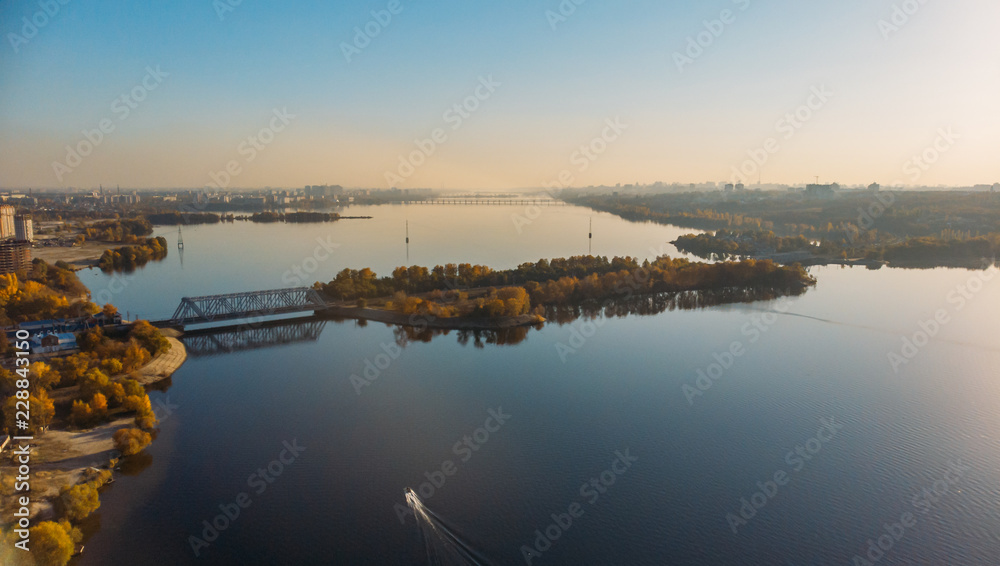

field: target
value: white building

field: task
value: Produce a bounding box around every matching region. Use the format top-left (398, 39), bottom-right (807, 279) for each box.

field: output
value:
top-left (0, 205), bottom-right (14, 239)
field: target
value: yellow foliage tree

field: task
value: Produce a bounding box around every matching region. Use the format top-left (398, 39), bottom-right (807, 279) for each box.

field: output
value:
top-left (60, 483), bottom-right (100, 521)
top-left (69, 400), bottom-right (94, 428)
top-left (27, 521), bottom-right (75, 566)
top-left (113, 427), bottom-right (151, 456)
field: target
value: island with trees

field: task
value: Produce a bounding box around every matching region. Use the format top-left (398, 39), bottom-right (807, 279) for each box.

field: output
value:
top-left (316, 255), bottom-right (815, 331)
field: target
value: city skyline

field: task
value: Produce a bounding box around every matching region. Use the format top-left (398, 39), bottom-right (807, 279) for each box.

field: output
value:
top-left (1, 0), bottom-right (998, 190)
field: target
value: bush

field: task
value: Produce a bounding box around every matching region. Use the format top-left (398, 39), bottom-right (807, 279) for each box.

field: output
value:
top-left (100, 358), bottom-right (123, 376)
top-left (90, 393), bottom-right (108, 418)
top-left (69, 400), bottom-right (95, 428)
top-left (129, 320), bottom-right (170, 356)
top-left (79, 368), bottom-right (109, 399)
top-left (122, 378), bottom-right (144, 398)
top-left (60, 483), bottom-right (100, 521)
top-left (135, 411), bottom-right (157, 431)
top-left (27, 521), bottom-right (75, 566)
top-left (122, 394), bottom-right (151, 414)
top-left (113, 427), bottom-right (151, 456)
top-left (3, 391), bottom-right (55, 433)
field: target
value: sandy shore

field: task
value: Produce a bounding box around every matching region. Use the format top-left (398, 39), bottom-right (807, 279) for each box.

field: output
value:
top-left (31, 241), bottom-right (109, 270)
top-left (134, 334), bottom-right (187, 386)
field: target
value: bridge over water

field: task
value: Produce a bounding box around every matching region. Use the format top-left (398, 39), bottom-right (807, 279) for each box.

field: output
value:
top-left (153, 287), bottom-right (329, 328)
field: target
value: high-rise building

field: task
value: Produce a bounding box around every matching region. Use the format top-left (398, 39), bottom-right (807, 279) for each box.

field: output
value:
top-left (15, 215), bottom-right (33, 242)
top-left (0, 205), bottom-right (15, 239)
top-left (0, 240), bottom-right (31, 273)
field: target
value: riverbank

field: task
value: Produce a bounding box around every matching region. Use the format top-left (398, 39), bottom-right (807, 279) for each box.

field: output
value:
top-left (0, 332), bottom-right (187, 523)
top-left (30, 241), bottom-right (108, 270)
top-left (320, 305), bottom-right (544, 330)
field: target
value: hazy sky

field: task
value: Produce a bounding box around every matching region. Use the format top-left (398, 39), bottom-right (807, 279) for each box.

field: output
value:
top-left (1, 0), bottom-right (997, 190)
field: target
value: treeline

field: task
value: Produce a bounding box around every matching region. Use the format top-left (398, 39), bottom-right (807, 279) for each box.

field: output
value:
top-left (383, 286), bottom-right (532, 319)
top-left (570, 198), bottom-right (774, 234)
top-left (882, 235), bottom-right (1000, 262)
top-left (520, 257), bottom-right (811, 307)
top-left (320, 256), bottom-right (814, 317)
top-left (572, 192), bottom-right (1000, 261)
top-left (249, 211), bottom-right (341, 223)
top-left (98, 236), bottom-right (168, 272)
top-left (320, 256), bottom-right (648, 301)
top-left (146, 212), bottom-right (221, 225)
top-left (673, 231), bottom-right (814, 259)
top-left (84, 217), bottom-right (154, 243)
top-left (0, 260), bottom-right (97, 327)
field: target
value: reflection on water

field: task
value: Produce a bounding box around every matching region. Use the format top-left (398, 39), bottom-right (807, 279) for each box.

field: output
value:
top-left (544, 285), bottom-right (810, 324)
top-left (180, 318), bottom-right (328, 357)
top-left (390, 325), bottom-right (537, 349)
top-left (117, 450), bottom-right (154, 477)
top-left (324, 286), bottom-right (812, 349)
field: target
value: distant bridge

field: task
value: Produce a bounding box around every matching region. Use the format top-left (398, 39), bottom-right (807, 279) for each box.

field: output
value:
top-left (155, 287), bottom-right (328, 327)
top-left (181, 318), bottom-right (328, 357)
top-left (398, 198), bottom-right (567, 206)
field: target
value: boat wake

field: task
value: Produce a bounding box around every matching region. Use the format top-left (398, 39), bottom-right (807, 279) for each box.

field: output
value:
top-left (406, 488), bottom-right (496, 566)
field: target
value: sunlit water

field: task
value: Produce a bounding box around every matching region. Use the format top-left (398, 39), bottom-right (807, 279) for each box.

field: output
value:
top-left (73, 204), bottom-right (1000, 565)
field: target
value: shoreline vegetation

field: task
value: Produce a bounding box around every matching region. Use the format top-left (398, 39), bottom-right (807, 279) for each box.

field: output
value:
top-left (569, 192), bottom-right (1000, 269)
top-left (97, 236), bottom-right (168, 272)
top-left (315, 255), bottom-right (816, 331)
top-left (0, 260), bottom-right (187, 566)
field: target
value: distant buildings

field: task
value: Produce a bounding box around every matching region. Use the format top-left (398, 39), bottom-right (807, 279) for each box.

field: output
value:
top-left (805, 183), bottom-right (840, 198)
top-left (1, 205), bottom-right (33, 273)
top-left (305, 185), bottom-right (344, 199)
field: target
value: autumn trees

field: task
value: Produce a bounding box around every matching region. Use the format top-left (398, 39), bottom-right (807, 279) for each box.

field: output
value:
top-left (1, 320), bottom-right (167, 435)
top-left (25, 521), bottom-right (80, 566)
top-left (98, 236), bottom-right (168, 272)
top-left (113, 427), bottom-right (152, 456)
top-left (0, 261), bottom-right (99, 326)
top-left (320, 255), bottom-right (813, 318)
top-left (476, 287), bottom-right (531, 318)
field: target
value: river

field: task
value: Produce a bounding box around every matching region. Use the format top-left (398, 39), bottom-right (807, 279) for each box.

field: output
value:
top-left (73, 203), bottom-right (1000, 565)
